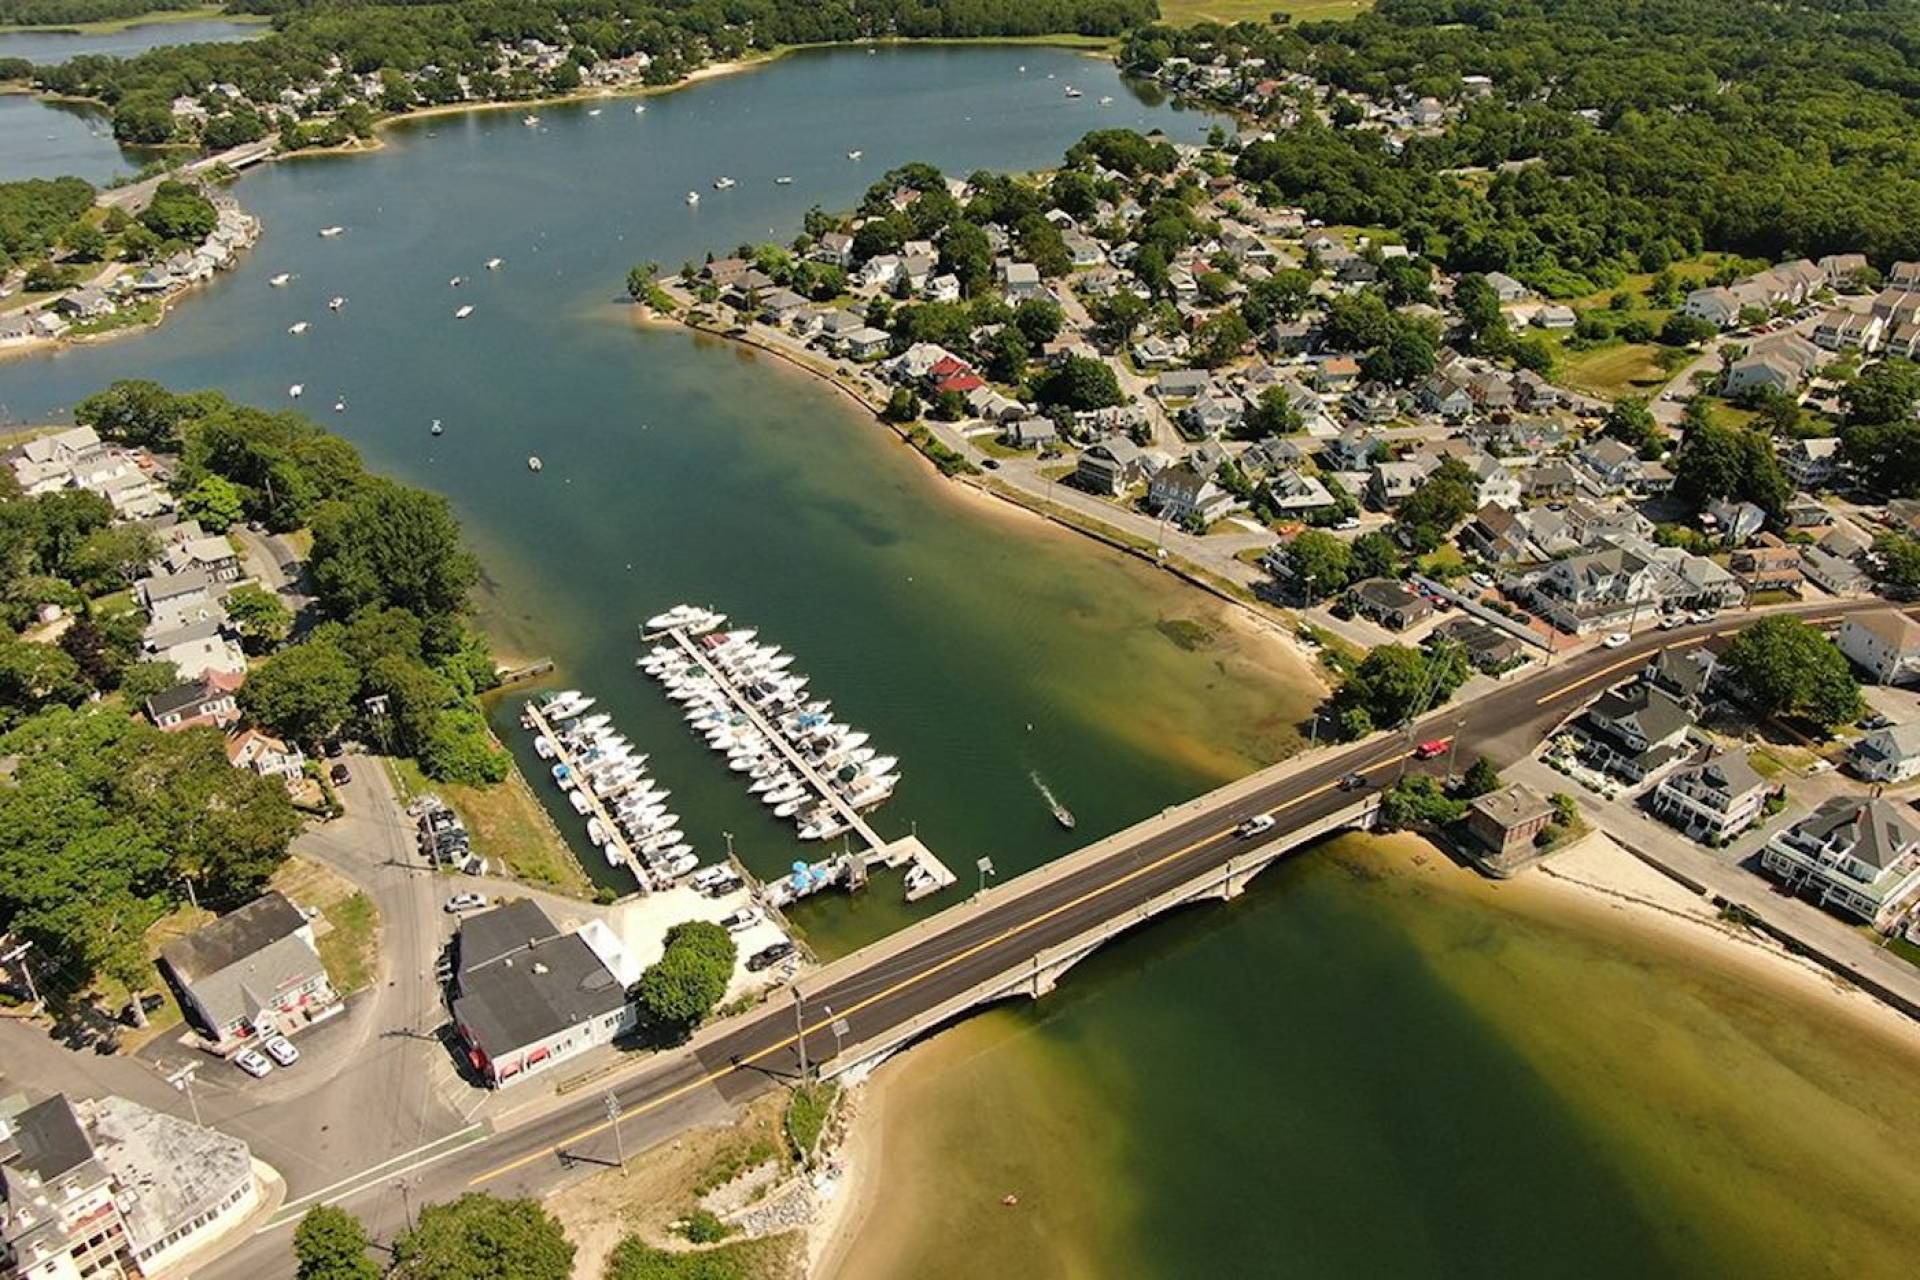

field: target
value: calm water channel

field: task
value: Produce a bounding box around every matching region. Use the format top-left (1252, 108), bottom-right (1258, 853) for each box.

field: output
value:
top-left (0, 16), bottom-right (262, 62)
top-left (0, 44), bottom-right (1916, 1278)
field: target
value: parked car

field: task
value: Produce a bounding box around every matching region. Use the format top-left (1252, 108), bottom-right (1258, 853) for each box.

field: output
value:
top-left (1689, 608), bottom-right (1718, 624)
top-left (1235, 814), bottom-right (1276, 838)
top-left (1658, 613), bottom-right (1683, 630)
top-left (234, 1049), bottom-right (273, 1078)
top-left (1858, 712), bottom-right (1894, 731)
top-left (329, 763), bottom-right (352, 785)
top-left (262, 1035), bottom-right (299, 1067)
top-left (1334, 516), bottom-right (1361, 531)
top-left (701, 874), bottom-right (745, 899)
top-left (1469, 571), bottom-right (1493, 590)
top-left (1602, 632), bottom-right (1631, 648)
top-left (444, 892), bottom-right (488, 914)
top-left (720, 908), bottom-right (761, 933)
top-left (746, 941), bottom-right (796, 972)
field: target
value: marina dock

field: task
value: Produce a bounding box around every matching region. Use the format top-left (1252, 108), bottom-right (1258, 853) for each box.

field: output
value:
top-left (651, 621), bottom-right (958, 903)
top-left (522, 698), bottom-right (646, 887)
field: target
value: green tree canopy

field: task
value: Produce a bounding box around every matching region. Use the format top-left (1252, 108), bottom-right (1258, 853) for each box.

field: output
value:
top-left (1721, 617), bottom-right (1861, 730)
top-left (293, 1205), bottom-right (380, 1280)
top-left (390, 1194), bottom-right (574, 1280)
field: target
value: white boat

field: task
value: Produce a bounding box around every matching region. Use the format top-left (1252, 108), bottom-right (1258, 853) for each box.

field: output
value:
top-left (1099, 95), bottom-right (1114, 105)
top-left (587, 818), bottom-right (607, 846)
top-left (775, 176), bottom-right (794, 185)
top-left (685, 191), bottom-right (700, 205)
top-left (523, 114), bottom-right (540, 126)
top-left (528, 456), bottom-right (543, 472)
top-left (577, 713), bottom-right (613, 732)
top-left (546, 694), bottom-right (595, 720)
top-left (863, 754), bottom-right (899, 776)
top-left (288, 384), bottom-right (303, 398)
top-left (449, 276), bottom-right (464, 287)
top-left (663, 851), bottom-right (698, 878)
top-left (431, 419), bottom-right (443, 435)
top-left (587, 108), bottom-right (603, 117)
top-left (333, 400), bottom-right (346, 413)
top-left (847, 149), bottom-right (862, 160)
top-left (634, 103), bottom-right (646, 114)
top-left (712, 176), bottom-right (736, 190)
top-left (454, 305), bottom-right (474, 319)
top-left (1064, 86), bottom-right (1082, 98)
top-left (269, 272), bottom-right (291, 286)
top-left (532, 735), bottom-right (555, 759)
top-left (567, 791), bottom-right (592, 815)
top-left (329, 296), bottom-right (345, 310)
top-left (287, 321), bottom-right (308, 335)
top-left (319, 226), bottom-right (344, 238)
top-left (486, 257), bottom-right (504, 269)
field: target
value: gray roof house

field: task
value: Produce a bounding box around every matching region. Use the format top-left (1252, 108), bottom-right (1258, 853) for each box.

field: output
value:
top-left (1848, 723), bottom-right (1920, 784)
top-left (1650, 750), bottom-right (1770, 842)
top-left (1074, 437), bottom-right (1146, 497)
top-left (1577, 684), bottom-right (1694, 781)
top-left (157, 891), bottom-right (339, 1050)
top-left (1760, 797), bottom-right (1920, 931)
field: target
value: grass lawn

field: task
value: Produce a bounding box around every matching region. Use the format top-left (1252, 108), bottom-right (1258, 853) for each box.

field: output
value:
top-left (1555, 341), bottom-right (1670, 399)
top-left (273, 856), bottom-right (380, 995)
top-left (388, 753), bottom-right (594, 899)
top-left (281, 527), bottom-right (315, 558)
top-left (1416, 544), bottom-right (1468, 579)
top-left (0, 5), bottom-right (266, 33)
top-left (99, 901), bottom-right (216, 1051)
top-left (1158, 0), bottom-right (1371, 23)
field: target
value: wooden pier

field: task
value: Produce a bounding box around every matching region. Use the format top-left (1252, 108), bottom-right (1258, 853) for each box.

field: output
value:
top-left (522, 699), bottom-right (646, 888)
top-left (660, 627), bottom-right (958, 902)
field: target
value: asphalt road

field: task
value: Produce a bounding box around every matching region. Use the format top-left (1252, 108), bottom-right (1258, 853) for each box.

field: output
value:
top-left (200, 595), bottom-right (1905, 1276)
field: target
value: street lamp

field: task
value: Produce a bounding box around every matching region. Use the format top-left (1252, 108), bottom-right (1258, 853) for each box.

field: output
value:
top-left (792, 986), bottom-right (810, 1082)
top-left (393, 1179), bottom-right (414, 1236)
top-left (823, 1004), bottom-right (848, 1063)
top-left (166, 1063), bottom-right (201, 1126)
top-left (976, 855), bottom-right (997, 898)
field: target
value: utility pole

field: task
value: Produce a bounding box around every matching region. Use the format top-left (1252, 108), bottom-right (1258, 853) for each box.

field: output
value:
top-left (792, 986), bottom-right (810, 1082)
top-left (976, 855), bottom-right (996, 898)
top-left (166, 1064), bottom-right (201, 1126)
top-left (605, 1093), bottom-right (626, 1175)
top-left (1445, 718), bottom-right (1465, 783)
top-left (394, 1179), bottom-right (414, 1236)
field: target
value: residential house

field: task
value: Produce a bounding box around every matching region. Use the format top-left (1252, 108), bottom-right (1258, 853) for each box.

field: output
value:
top-left (1344, 382), bottom-right (1398, 424)
top-left (1780, 436), bottom-right (1843, 490)
top-left (226, 727), bottom-right (306, 785)
top-left (449, 900), bottom-right (640, 1087)
top-left (1149, 458), bottom-right (1235, 526)
top-left (8, 425), bottom-right (103, 494)
top-left (144, 676), bottom-right (240, 732)
top-left (1837, 608), bottom-right (1920, 684)
top-left (841, 327), bottom-right (891, 360)
top-left (144, 615), bottom-right (245, 682)
top-left (1531, 305), bottom-right (1576, 330)
top-left (1510, 369), bottom-right (1562, 412)
top-left (1680, 286), bottom-right (1741, 330)
top-left (1577, 683), bottom-right (1695, 781)
top-left (1812, 308), bottom-right (1881, 352)
top-left (1154, 370), bottom-right (1212, 401)
top-left (1464, 453), bottom-right (1521, 509)
top-left (1346, 578), bottom-right (1433, 631)
top-left (1729, 533), bottom-right (1803, 595)
top-left (156, 891), bottom-right (340, 1052)
top-left (1520, 461), bottom-right (1580, 502)
top-left (1321, 428), bottom-right (1380, 472)
top-left (1465, 783), bottom-right (1556, 871)
top-left (1723, 331), bottom-right (1820, 397)
top-left (1576, 437), bottom-right (1644, 494)
top-left (1818, 253), bottom-right (1869, 286)
top-left (1367, 460), bottom-right (1427, 509)
top-left (1265, 468), bottom-right (1337, 518)
top-left (1466, 370), bottom-right (1516, 414)
top-left (1849, 723), bottom-right (1920, 784)
top-left (1760, 797), bottom-right (1920, 931)
top-left (1001, 262), bottom-right (1044, 302)
top-left (812, 231), bottom-right (853, 267)
top-left (1800, 546), bottom-right (1871, 596)
top-left (1484, 272), bottom-right (1528, 303)
top-left (1416, 374), bottom-right (1473, 421)
top-left (1431, 616), bottom-right (1529, 672)
top-left (1650, 750), bottom-right (1770, 842)
top-left (163, 534), bottom-right (244, 584)
top-left (1075, 437), bottom-right (1146, 497)
top-left (1459, 503), bottom-right (1538, 564)
top-left (1313, 357), bottom-right (1361, 393)
top-left (1001, 419), bottom-right (1057, 449)
top-left (1642, 646), bottom-right (1718, 709)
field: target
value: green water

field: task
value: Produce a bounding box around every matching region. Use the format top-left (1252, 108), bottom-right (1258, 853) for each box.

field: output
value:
top-left (1, 46), bottom-right (1915, 1276)
top-left (846, 836), bottom-right (1920, 1280)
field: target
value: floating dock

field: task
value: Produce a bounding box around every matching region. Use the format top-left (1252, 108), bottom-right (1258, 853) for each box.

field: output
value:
top-left (522, 698), bottom-right (647, 888)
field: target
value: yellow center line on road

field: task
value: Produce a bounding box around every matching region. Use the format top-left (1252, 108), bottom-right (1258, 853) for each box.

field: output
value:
top-left (1534, 647), bottom-right (1660, 706)
top-left (469, 751), bottom-right (1400, 1187)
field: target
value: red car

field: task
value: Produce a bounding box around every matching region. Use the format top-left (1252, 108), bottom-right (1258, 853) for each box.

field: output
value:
top-left (1413, 739), bottom-right (1449, 760)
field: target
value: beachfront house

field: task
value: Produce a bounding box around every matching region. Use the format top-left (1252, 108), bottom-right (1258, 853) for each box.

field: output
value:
top-left (1649, 750), bottom-right (1770, 843)
top-left (1760, 797), bottom-right (1920, 932)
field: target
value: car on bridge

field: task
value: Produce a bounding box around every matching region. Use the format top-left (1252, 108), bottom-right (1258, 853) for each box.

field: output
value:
top-left (1413, 739), bottom-right (1449, 760)
top-left (1235, 814), bottom-right (1276, 838)
top-left (1338, 772), bottom-right (1369, 791)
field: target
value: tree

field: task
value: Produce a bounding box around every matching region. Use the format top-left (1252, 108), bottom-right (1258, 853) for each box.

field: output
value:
top-left (1670, 417), bottom-right (1788, 516)
top-left (138, 181), bottom-right (216, 243)
top-left (310, 480), bottom-right (478, 629)
top-left (226, 582), bottom-right (293, 653)
top-left (75, 380), bottom-right (191, 450)
top-left (1394, 460), bottom-right (1476, 549)
top-left (1842, 420), bottom-right (1920, 497)
top-left (1012, 298), bottom-right (1063, 348)
top-left (1871, 533), bottom-right (1920, 595)
top-left (390, 1194), bottom-right (573, 1280)
top-left (1239, 385), bottom-right (1302, 439)
top-left (1844, 359), bottom-right (1920, 426)
top-left (1241, 270), bottom-right (1312, 329)
top-left (239, 640), bottom-right (361, 747)
top-left (882, 387), bottom-right (921, 423)
top-left (1601, 398), bottom-right (1662, 457)
top-left (293, 1205), bottom-right (379, 1280)
top-left (1350, 530), bottom-right (1400, 581)
top-left (1341, 642), bottom-right (1469, 730)
top-left (180, 474), bottom-right (245, 533)
top-left (419, 709), bottom-right (509, 785)
top-left (1460, 756), bottom-right (1501, 798)
top-left (982, 325), bottom-right (1027, 384)
top-left (1380, 775), bottom-right (1466, 829)
top-left (1191, 308), bottom-right (1252, 368)
top-left (633, 920), bottom-right (735, 1039)
top-left (1659, 313), bottom-right (1717, 346)
top-left (59, 610), bottom-right (142, 690)
top-left (1721, 617), bottom-right (1862, 730)
top-left (624, 261), bottom-right (659, 303)
top-left (62, 220), bottom-right (108, 263)
top-left (1452, 273), bottom-right (1503, 345)
top-left (1034, 355), bottom-right (1123, 412)
top-left (1282, 530), bottom-right (1351, 600)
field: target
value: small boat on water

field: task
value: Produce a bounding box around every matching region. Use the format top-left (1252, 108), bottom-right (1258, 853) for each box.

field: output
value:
top-left (288, 384), bottom-right (304, 398)
top-left (847, 149), bottom-right (863, 160)
top-left (269, 272), bottom-right (291, 286)
top-left (1064, 86), bottom-right (1083, 98)
top-left (528, 456), bottom-right (543, 472)
top-left (587, 108), bottom-right (603, 117)
top-left (1099, 96), bottom-right (1114, 106)
top-left (523, 114), bottom-right (540, 126)
top-left (685, 191), bottom-right (700, 205)
top-left (449, 276), bottom-right (464, 287)
top-left (431, 419), bottom-right (444, 436)
top-left (712, 176), bottom-right (736, 190)
top-left (587, 818), bottom-right (607, 846)
top-left (287, 321), bottom-right (308, 335)
top-left (1032, 772), bottom-right (1074, 829)
top-left (486, 257), bottom-right (504, 270)
top-left (319, 226), bottom-right (344, 238)
top-left (532, 735), bottom-right (555, 759)
top-left (454, 304), bottom-right (474, 319)
top-left (775, 176), bottom-right (794, 185)
top-left (333, 400), bottom-right (345, 413)
top-left (634, 103), bottom-right (646, 114)
top-left (329, 296), bottom-right (345, 310)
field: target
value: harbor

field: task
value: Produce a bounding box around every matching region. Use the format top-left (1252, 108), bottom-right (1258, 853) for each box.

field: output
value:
top-left (641, 604), bottom-right (957, 904)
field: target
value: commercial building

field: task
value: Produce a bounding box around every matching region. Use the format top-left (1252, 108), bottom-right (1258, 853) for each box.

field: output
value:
top-left (0, 1094), bottom-right (257, 1280)
top-left (450, 900), bottom-right (641, 1088)
top-left (156, 892), bottom-right (339, 1053)
top-left (1465, 783), bottom-right (1555, 872)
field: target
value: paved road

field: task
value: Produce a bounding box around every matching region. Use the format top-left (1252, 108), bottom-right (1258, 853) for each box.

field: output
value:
top-left (194, 594), bottom-right (1912, 1277)
top-left (97, 140), bottom-right (276, 213)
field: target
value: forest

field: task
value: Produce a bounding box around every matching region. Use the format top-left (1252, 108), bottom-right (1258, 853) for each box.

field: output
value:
top-left (26, 0), bottom-right (1157, 145)
top-left (1124, 0), bottom-right (1920, 290)
top-left (0, 0), bottom-right (204, 26)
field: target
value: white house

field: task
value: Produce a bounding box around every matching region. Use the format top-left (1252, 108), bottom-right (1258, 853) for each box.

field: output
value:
top-left (1760, 797), bottom-right (1920, 931)
top-left (1649, 751), bottom-right (1770, 842)
top-left (1837, 609), bottom-right (1920, 684)
top-left (1849, 723), bottom-right (1920, 784)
